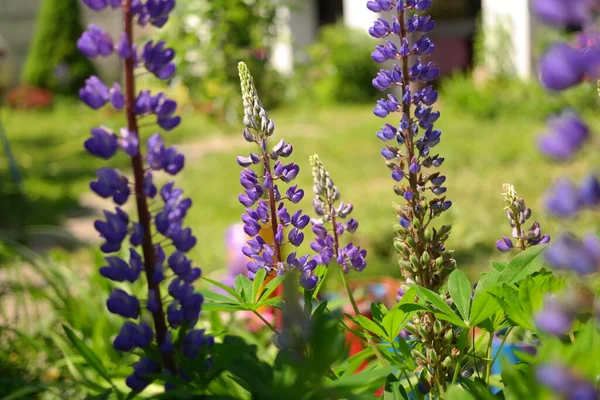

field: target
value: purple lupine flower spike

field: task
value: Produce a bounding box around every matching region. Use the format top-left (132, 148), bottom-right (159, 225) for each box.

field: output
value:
top-left (368, 0), bottom-right (454, 291)
top-left (79, 0), bottom-right (211, 390)
top-left (498, 184), bottom-right (550, 252)
top-left (236, 62), bottom-right (312, 289)
top-left (309, 154), bottom-right (367, 275)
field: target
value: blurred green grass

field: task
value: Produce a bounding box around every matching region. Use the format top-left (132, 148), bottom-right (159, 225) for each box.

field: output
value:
top-left (1, 99), bottom-right (597, 279)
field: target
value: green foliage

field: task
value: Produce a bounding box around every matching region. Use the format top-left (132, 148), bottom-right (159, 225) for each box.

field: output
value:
top-left (22, 0), bottom-right (96, 94)
top-left (440, 74), bottom-right (599, 120)
top-left (0, 243), bottom-right (129, 398)
top-left (292, 23), bottom-right (380, 105)
top-left (159, 0), bottom-right (287, 122)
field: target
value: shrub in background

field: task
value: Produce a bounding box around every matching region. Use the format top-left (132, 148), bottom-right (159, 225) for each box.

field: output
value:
top-left (440, 73), bottom-right (598, 120)
top-left (22, 0), bottom-right (96, 95)
top-left (160, 0), bottom-right (287, 123)
top-left (292, 23), bottom-right (380, 105)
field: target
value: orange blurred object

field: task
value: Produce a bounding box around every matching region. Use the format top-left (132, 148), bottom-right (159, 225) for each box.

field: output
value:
top-left (7, 85), bottom-right (54, 109)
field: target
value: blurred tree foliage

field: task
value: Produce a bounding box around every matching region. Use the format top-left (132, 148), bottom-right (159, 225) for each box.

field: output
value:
top-left (161, 0), bottom-right (288, 123)
top-left (22, 0), bottom-right (96, 95)
top-left (291, 23), bottom-right (380, 105)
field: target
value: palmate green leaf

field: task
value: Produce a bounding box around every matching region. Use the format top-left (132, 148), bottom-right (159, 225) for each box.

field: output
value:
top-left (202, 277), bottom-right (243, 301)
top-left (202, 302), bottom-right (248, 312)
top-left (234, 274), bottom-right (253, 303)
top-left (382, 309), bottom-right (415, 342)
top-left (490, 261), bottom-right (509, 272)
top-left (448, 269), bottom-right (472, 322)
top-left (251, 268), bottom-right (267, 303)
top-left (334, 347), bottom-right (375, 376)
top-left (383, 373), bottom-right (409, 400)
top-left (488, 286), bottom-right (535, 330)
top-left (255, 296), bottom-right (282, 309)
top-left (371, 302), bottom-right (389, 324)
top-left (469, 290), bottom-right (501, 328)
top-left (311, 265), bottom-right (329, 299)
top-left (356, 315), bottom-right (387, 338)
top-left (497, 244), bottom-right (548, 285)
top-left (62, 325), bottom-right (113, 387)
top-left (445, 385), bottom-right (476, 400)
top-left (413, 287), bottom-right (467, 328)
top-left (202, 290), bottom-right (241, 304)
top-left (326, 366), bottom-right (396, 389)
top-left (84, 389), bottom-right (113, 400)
top-left (258, 273), bottom-right (286, 301)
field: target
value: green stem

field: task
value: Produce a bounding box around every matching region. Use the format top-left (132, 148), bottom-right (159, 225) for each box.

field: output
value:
top-left (251, 309), bottom-right (278, 334)
top-left (391, 341), bottom-right (418, 397)
top-left (484, 331), bottom-right (494, 385)
top-left (337, 263), bottom-right (389, 367)
top-left (472, 330), bottom-right (482, 380)
top-left (451, 356), bottom-right (462, 385)
top-left (490, 327), bottom-right (513, 370)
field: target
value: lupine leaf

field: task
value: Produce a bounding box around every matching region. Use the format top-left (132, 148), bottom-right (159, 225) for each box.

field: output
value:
top-left (202, 277), bottom-right (243, 301)
top-left (356, 315), bottom-right (387, 338)
top-left (62, 325), bottom-right (113, 386)
top-left (489, 289), bottom-right (534, 330)
top-left (383, 373), bottom-right (409, 400)
top-left (202, 302), bottom-right (247, 312)
top-left (469, 291), bottom-right (501, 327)
top-left (326, 366), bottom-right (396, 389)
top-left (382, 309), bottom-right (415, 342)
top-left (490, 261), bottom-right (509, 272)
top-left (413, 287), bottom-right (467, 327)
top-left (251, 268), bottom-right (266, 303)
top-left (84, 389), bottom-right (113, 400)
top-left (259, 274), bottom-right (286, 300)
top-left (334, 347), bottom-right (375, 376)
top-left (445, 385), bottom-right (476, 400)
top-left (202, 290), bottom-right (240, 304)
top-left (234, 275), bottom-right (253, 303)
top-left (497, 244), bottom-right (548, 285)
top-left (371, 302), bottom-right (389, 324)
top-left (448, 269), bottom-right (472, 322)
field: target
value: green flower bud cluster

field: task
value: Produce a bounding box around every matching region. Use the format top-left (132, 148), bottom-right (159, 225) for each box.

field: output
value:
top-left (393, 215), bottom-right (455, 291)
top-left (238, 62), bottom-right (274, 141)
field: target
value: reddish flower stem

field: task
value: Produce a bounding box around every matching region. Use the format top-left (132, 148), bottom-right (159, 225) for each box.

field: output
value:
top-left (123, 0), bottom-right (176, 373)
top-left (262, 152), bottom-right (284, 329)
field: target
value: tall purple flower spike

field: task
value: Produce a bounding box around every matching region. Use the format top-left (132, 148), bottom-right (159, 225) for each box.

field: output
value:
top-left (367, 0), bottom-right (454, 290)
top-left (236, 62), bottom-right (313, 290)
top-left (79, 0), bottom-right (211, 392)
top-left (309, 154), bottom-right (367, 279)
top-left (496, 183), bottom-right (550, 253)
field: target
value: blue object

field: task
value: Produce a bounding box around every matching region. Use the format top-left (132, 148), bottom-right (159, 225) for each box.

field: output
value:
top-left (491, 336), bottom-right (535, 394)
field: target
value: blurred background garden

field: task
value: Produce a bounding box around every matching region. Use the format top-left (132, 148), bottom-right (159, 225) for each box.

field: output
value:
top-left (0, 0), bottom-right (598, 396)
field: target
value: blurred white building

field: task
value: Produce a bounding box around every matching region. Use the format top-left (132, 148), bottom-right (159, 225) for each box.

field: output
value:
top-left (1, 0), bottom-right (542, 87)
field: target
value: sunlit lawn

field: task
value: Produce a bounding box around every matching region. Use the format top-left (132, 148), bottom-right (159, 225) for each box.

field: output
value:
top-left (1, 99), bottom-right (597, 280)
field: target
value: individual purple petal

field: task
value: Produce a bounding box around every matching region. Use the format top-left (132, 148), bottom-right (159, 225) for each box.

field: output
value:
top-left (109, 83), bottom-right (125, 110)
top-left (84, 127), bottom-right (118, 159)
top-left (545, 178), bottom-right (581, 217)
top-left (539, 43), bottom-right (585, 91)
top-left (79, 76), bottom-right (109, 109)
top-left (538, 111), bottom-right (590, 160)
top-left (495, 236), bottom-right (513, 253)
top-left (77, 25), bottom-right (114, 58)
top-left (578, 174), bottom-right (600, 207)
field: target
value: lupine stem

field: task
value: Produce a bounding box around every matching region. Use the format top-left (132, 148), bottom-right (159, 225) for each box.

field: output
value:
top-left (252, 309), bottom-right (279, 334)
top-left (262, 153), bottom-right (284, 329)
top-left (398, 9), bottom-right (429, 289)
top-left (123, 0), bottom-right (176, 374)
